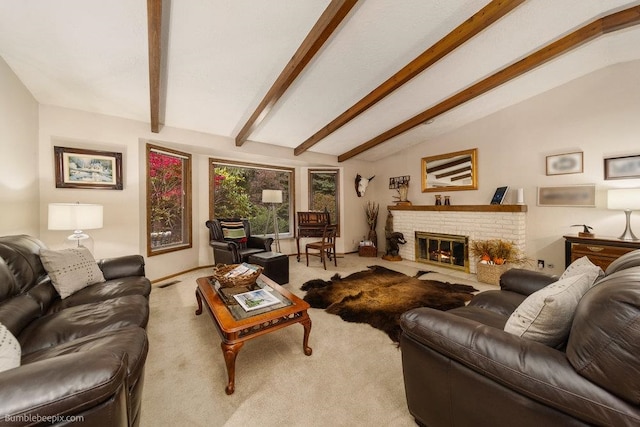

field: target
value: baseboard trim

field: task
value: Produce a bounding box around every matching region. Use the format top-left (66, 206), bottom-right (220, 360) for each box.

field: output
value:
top-left (151, 265), bottom-right (213, 284)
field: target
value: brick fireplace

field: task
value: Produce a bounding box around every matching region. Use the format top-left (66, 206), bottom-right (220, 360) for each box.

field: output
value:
top-left (389, 205), bottom-right (526, 274)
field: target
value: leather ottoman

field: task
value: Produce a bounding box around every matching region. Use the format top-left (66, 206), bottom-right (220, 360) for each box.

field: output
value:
top-left (248, 251), bottom-right (289, 284)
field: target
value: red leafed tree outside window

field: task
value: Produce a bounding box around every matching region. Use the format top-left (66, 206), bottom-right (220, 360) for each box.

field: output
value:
top-left (146, 145), bottom-right (192, 255)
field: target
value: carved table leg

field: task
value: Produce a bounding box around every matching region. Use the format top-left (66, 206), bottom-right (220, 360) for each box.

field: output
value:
top-left (195, 288), bottom-right (203, 315)
top-left (300, 314), bottom-right (313, 356)
top-left (221, 341), bottom-right (244, 395)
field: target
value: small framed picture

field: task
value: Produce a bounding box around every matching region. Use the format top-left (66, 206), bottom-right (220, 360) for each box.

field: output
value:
top-left (546, 152), bottom-right (583, 175)
top-left (54, 146), bottom-right (123, 190)
top-left (490, 186), bottom-right (509, 205)
top-left (604, 154), bottom-right (640, 180)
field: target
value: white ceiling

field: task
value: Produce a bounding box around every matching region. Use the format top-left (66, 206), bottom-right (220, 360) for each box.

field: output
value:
top-left (1, 0), bottom-right (639, 162)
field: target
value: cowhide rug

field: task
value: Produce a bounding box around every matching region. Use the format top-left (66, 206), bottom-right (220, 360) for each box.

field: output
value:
top-left (301, 265), bottom-right (478, 343)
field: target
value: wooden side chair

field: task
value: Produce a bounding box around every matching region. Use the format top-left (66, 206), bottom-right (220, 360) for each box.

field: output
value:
top-left (305, 224), bottom-right (337, 270)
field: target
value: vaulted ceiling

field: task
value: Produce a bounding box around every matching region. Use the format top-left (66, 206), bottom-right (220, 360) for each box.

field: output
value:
top-left (1, 1), bottom-right (639, 162)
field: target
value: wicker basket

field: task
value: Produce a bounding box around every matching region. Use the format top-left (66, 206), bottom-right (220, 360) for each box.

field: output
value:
top-left (476, 262), bottom-right (512, 286)
top-left (213, 263), bottom-right (263, 288)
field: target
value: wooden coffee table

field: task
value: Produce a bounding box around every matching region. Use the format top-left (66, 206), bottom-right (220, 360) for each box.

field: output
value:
top-left (195, 274), bottom-right (312, 394)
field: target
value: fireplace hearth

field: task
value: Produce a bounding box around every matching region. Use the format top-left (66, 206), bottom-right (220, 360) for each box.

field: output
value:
top-left (415, 231), bottom-right (469, 272)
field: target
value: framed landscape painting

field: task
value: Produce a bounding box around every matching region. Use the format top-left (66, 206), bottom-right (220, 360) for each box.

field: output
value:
top-left (54, 146), bottom-right (123, 190)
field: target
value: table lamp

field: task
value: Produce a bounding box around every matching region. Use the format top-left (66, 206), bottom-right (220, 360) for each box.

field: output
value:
top-left (48, 202), bottom-right (104, 250)
top-left (607, 189), bottom-right (640, 241)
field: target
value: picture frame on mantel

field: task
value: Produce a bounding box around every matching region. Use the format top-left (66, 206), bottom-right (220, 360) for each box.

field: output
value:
top-left (54, 146), bottom-right (123, 190)
top-left (546, 151), bottom-right (583, 176)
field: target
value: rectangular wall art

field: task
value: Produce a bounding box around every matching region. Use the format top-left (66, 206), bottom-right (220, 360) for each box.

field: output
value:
top-left (604, 154), bottom-right (640, 180)
top-left (54, 146), bottom-right (123, 190)
top-left (537, 185), bottom-right (596, 207)
top-left (546, 152), bottom-right (583, 175)
top-left (389, 175), bottom-right (410, 189)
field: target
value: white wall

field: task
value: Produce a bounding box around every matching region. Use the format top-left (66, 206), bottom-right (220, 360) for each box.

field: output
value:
top-left (371, 60), bottom-right (640, 275)
top-left (7, 54), bottom-right (637, 280)
top-left (0, 56), bottom-right (39, 235)
top-left (35, 106), bottom-right (371, 280)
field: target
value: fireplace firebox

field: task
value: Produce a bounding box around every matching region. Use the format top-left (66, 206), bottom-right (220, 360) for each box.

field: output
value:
top-left (415, 232), bottom-right (469, 272)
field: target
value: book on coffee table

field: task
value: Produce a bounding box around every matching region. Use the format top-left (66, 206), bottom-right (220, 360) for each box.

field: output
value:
top-left (233, 289), bottom-right (280, 312)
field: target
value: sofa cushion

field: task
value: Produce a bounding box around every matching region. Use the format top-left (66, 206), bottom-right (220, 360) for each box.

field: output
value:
top-left (22, 326), bottom-right (148, 383)
top-left (18, 295), bottom-right (149, 355)
top-left (560, 255), bottom-right (604, 284)
top-left (504, 273), bottom-right (592, 347)
top-left (567, 266), bottom-right (640, 404)
top-left (467, 289), bottom-right (527, 317)
top-left (40, 247), bottom-right (106, 299)
top-left (605, 249), bottom-right (640, 275)
top-left (0, 235), bottom-right (49, 293)
top-left (0, 294), bottom-right (43, 337)
top-left (0, 322), bottom-right (21, 373)
top-left (48, 276), bottom-right (151, 313)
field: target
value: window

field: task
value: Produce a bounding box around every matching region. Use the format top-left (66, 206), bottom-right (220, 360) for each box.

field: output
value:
top-left (209, 159), bottom-right (294, 237)
top-left (308, 169), bottom-right (340, 234)
top-left (146, 144), bottom-right (192, 256)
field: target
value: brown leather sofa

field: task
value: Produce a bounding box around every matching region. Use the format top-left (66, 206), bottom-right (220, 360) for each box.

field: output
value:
top-left (0, 235), bottom-right (151, 426)
top-left (400, 251), bottom-right (640, 427)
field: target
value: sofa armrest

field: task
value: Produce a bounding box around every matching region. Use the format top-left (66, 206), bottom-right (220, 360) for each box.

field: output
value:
top-left (400, 308), bottom-right (640, 426)
top-left (97, 255), bottom-right (146, 280)
top-left (0, 351), bottom-right (127, 421)
top-left (499, 268), bottom-right (557, 296)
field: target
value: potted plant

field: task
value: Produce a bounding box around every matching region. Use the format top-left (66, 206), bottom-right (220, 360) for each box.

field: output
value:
top-left (365, 202), bottom-right (379, 249)
top-left (470, 239), bottom-right (529, 285)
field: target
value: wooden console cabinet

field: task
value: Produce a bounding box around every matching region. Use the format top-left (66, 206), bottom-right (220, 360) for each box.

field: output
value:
top-left (564, 235), bottom-right (640, 270)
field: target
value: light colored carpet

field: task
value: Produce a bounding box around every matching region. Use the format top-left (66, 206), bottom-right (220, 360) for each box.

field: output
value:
top-left (140, 254), bottom-right (491, 427)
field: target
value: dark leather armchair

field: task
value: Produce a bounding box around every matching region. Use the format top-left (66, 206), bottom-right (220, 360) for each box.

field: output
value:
top-left (399, 253), bottom-right (640, 427)
top-left (206, 219), bottom-right (273, 264)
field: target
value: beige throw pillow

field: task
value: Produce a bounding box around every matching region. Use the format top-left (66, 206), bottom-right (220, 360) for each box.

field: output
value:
top-left (0, 322), bottom-right (20, 373)
top-left (504, 273), bottom-right (591, 347)
top-left (560, 255), bottom-right (604, 285)
top-left (40, 247), bottom-right (105, 299)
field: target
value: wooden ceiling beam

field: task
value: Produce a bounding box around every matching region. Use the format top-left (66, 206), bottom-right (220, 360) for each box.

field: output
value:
top-left (294, 0), bottom-right (525, 156)
top-left (235, 0), bottom-right (359, 147)
top-left (338, 5), bottom-right (640, 162)
top-left (147, 0), bottom-right (163, 133)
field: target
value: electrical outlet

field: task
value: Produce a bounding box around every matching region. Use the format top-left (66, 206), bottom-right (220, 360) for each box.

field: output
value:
top-left (537, 259), bottom-right (545, 269)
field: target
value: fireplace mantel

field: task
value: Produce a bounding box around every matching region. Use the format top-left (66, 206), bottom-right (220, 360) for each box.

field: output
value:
top-left (388, 204), bottom-right (527, 213)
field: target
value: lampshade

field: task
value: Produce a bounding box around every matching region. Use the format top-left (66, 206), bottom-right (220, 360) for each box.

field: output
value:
top-left (48, 203), bottom-right (104, 231)
top-left (262, 189), bottom-right (283, 204)
top-left (607, 189), bottom-right (640, 210)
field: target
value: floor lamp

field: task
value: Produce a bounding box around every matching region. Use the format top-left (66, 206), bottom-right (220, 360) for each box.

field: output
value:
top-left (48, 202), bottom-right (104, 252)
top-left (262, 190), bottom-right (283, 253)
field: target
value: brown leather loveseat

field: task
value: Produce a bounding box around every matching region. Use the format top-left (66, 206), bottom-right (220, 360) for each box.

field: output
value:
top-left (0, 235), bottom-right (151, 426)
top-left (400, 250), bottom-right (640, 426)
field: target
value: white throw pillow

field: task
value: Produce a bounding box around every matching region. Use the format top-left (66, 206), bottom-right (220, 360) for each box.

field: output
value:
top-left (40, 247), bottom-right (106, 299)
top-left (0, 322), bottom-right (21, 373)
top-left (560, 256), bottom-right (604, 286)
top-left (504, 273), bottom-right (592, 347)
